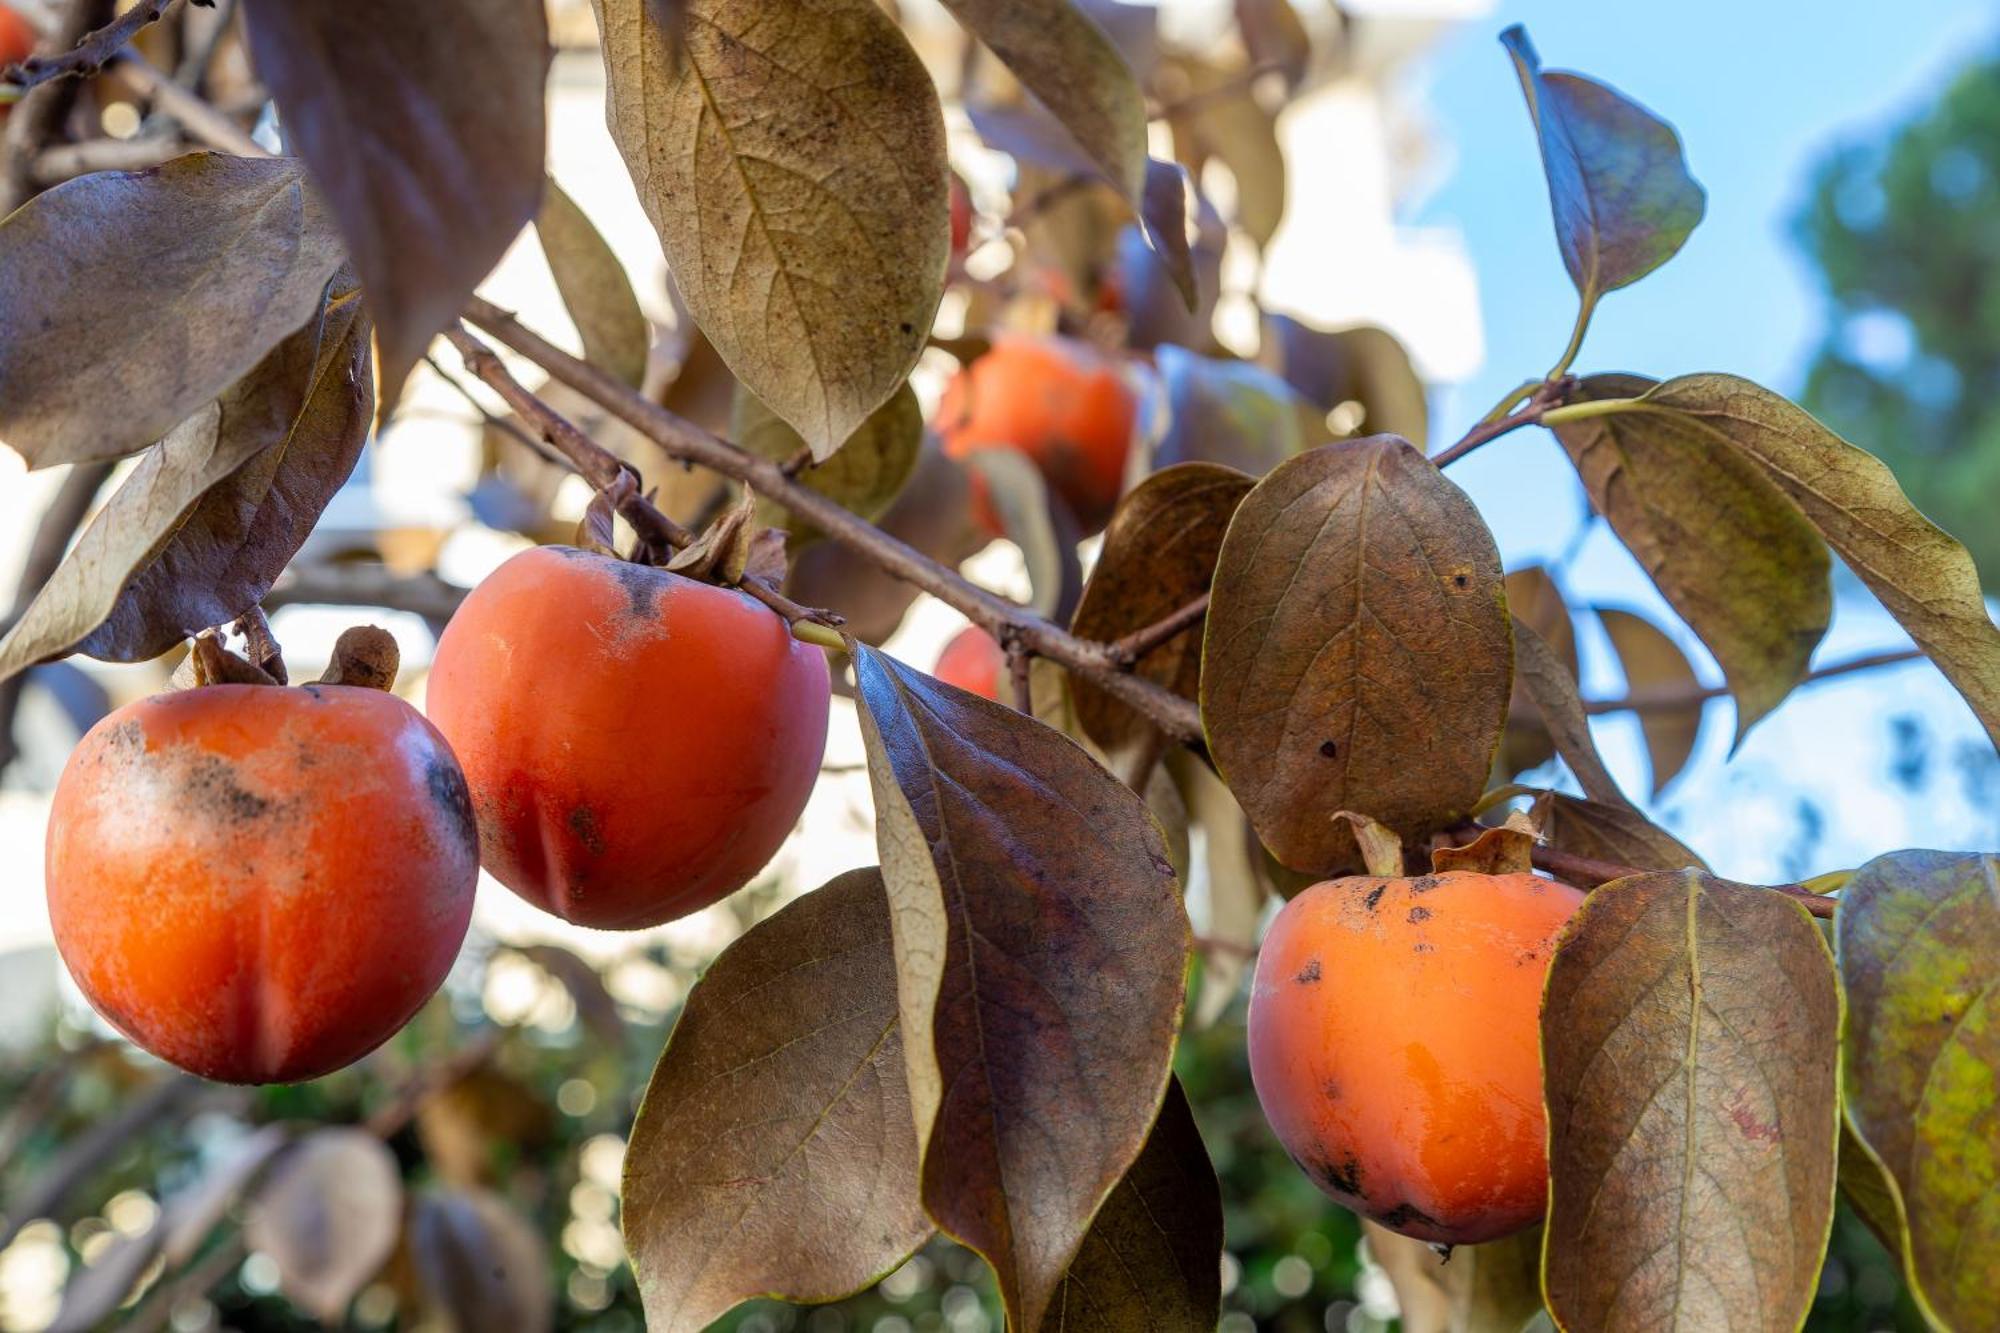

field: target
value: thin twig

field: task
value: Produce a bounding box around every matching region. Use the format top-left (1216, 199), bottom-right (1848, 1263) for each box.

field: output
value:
top-left (263, 565), bottom-right (467, 623)
top-left (1428, 376), bottom-right (1577, 469)
top-left (421, 351), bottom-right (565, 468)
top-left (1583, 648), bottom-right (1926, 716)
top-left (31, 133), bottom-right (183, 185)
top-left (1007, 643), bottom-right (1033, 715)
top-left (1110, 592), bottom-right (1209, 667)
top-left (0, 0), bottom-right (108, 213)
top-left (109, 48), bottom-right (262, 157)
top-left (3, 0), bottom-right (183, 92)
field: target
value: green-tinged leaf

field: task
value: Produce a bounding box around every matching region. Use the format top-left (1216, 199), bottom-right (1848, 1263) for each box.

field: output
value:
top-left (1071, 462), bottom-right (1252, 750)
top-left (405, 1188), bottom-right (553, 1333)
top-left (243, 0), bottom-right (548, 406)
top-left (734, 382), bottom-right (922, 543)
top-left (1153, 344), bottom-right (1329, 476)
top-left (962, 448), bottom-right (1084, 622)
top-left (1501, 26), bottom-right (1705, 309)
top-left (1512, 615), bottom-right (1627, 807)
top-left (1597, 607), bottom-right (1703, 795)
top-left (621, 868), bottom-right (928, 1332)
top-left (1047, 1080), bottom-right (1221, 1332)
top-left (1167, 749), bottom-right (1268, 1027)
top-left (852, 645), bottom-right (1188, 1333)
top-left (1536, 791), bottom-right (1705, 874)
top-left (0, 154), bottom-right (344, 467)
top-left (1163, 54), bottom-right (1286, 248)
top-left (597, 0), bottom-right (948, 459)
top-left (1608, 374), bottom-right (2000, 750)
top-left (1203, 437), bottom-right (1510, 873)
top-left (243, 1129), bottom-right (403, 1324)
top-left (0, 287), bottom-right (369, 682)
top-left (536, 177), bottom-right (649, 389)
top-left (1260, 316), bottom-right (1429, 449)
top-left (1836, 850), bottom-right (2000, 1331)
top-left (1541, 871), bottom-right (1840, 1333)
top-left (941, 0), bottom-right (1148, 202)
top-left (1838, 1119), bottom-right (1906, 1259)
top-left (1498, 567), bottom-right (1576, 778)
top-left (1364, 1222), bottom-right (1545, 1333)
top-left (1550, 372), bottom-right (1830, 738)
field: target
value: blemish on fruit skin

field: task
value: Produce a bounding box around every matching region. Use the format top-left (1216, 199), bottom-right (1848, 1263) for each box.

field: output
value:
top-left (1295, 958), bottom-right (1321, 984)
top-left (424, 759), bottom-right (476, 848)
top-left (1379, 1201), bottom-right (1440, 1231)
top-left (1364, 886), bottom-right (1385, 910)
top-left (1410, 875), bottom-right (1441, 894)
top-left (567, 804), bottom-right (607, 856)
top-left (1408, 906), bottom-right (1432, 924)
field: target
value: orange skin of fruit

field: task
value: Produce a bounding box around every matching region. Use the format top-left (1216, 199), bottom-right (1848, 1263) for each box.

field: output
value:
top-left (426, 547), bottom-right (831, 930)
top-left (46, 684), bottom-right (478, 1085)
top-left (1248, 870), bottom-right (1584, 1245)
top-left (937, 332), bottom-right (1136, 535)
top-left (933, 625), bottom-right (1004, 700)
top-left (0, 6), bottom-right (31, 69)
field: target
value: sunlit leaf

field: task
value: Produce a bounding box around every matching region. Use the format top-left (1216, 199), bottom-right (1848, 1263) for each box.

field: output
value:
top-left (536, 177), bottom-right (649, 389)
top-left (853, 645), bottom-right (1188, 1333)
top-left (1542, 871), bottom-right (1839, 1333)
top-left (1203, 437), bottom-right (1510, 873)
top-left (734, 381), bottom-right (923, 543)
top-left (597, 0), bottom-right (948, 459)
top-left (1837, 850), bottom-right (2000, 1331)
top-left (0, 153), bottom-right (344, 467)
top-left (243, 0), bottom-right (549, 405)
top-left (1597, 606), bottom-right (1702, 795)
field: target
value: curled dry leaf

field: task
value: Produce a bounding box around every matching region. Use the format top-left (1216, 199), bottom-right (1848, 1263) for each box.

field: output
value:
top-left (1541, 871), bottom-right (1839, 1333)
top-left (1549, 373), bottom-right (1830, 738)
top-left (0, 285), bottom-right (371, 682)
top-left (621, 869), bottom-right (929, 1332)
top-left (596, 0), bottom-right (949, 459)
top-left (404, 1188), bottom-right (554, 1333)
top-left (1201, 437), bottom-right (1511, 874)
top-left (1597, 606), bottom-right (1703, 795)
top-left (1501, 26), bottom-right (1705, 313)
top-left (733, 381), bottom-right (924, 543)
top-left (1331, 811), bottom-right (1404, 878)
top-left (242, 0), bottom-right (550, 406)
top-left (1070, 461), bottom-right (1253, 751)
top-left (243, 1128), bottom-right (405, 1325)
top-left (317, 625), bottom-right (401, 690)
top-left (1431, 816), bottom-right (1538, 877)
top-left (941, 0), bottom-right (1148, 202)
top-left (1046, 1080), bottom-right (1222, 1332)
top-left (0, 153), bottom-right (345, 468)
top-left (853, 645), bottom-right (1188, 1333)
top-left (536, 177), bottom-right (650, 390)
top-left (1836, 850), bottom-right (2000, 1331)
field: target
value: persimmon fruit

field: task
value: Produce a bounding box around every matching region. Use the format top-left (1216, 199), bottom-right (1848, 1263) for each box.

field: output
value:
top-left (0, 5), bottom-right (31, 70)
top-left (937, 333), bottom-right (1136, 534)
top-left (426, 547), bottom-right (830, 930)
top-left (1248, 870), bottom-right (1584, 1246)
top-left (46, 682), bottom-right (478, 1085)
top-left (932, 625), bottom-right (1004, 700)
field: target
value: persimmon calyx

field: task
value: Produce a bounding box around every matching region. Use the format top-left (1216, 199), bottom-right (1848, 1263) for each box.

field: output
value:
top-left (317, 625), bottom-right (400, 691)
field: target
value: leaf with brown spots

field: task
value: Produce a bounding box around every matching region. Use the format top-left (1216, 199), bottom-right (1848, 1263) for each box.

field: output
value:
top-left (1597, 606), bottom-right (1702, 795)
top-left (853, 644), bottom-right (1188, 1333)
top-left (621, 868), bottom-right (929, 1333)
top-left (1541, 871), bottom-right (1839, 1333)
top-left (0, 153), bottom-right (346, 468)
top-left (1071, 462), bottom-right (1253, 750)
top-left (596, 0), bottom-right (949, 460)
top-left (1201, 436), bottom-right (1511, 874)
top-left (1836, 850), bottom-right (2000, 1331)
top-left (0, 285), bottom-right (371, 682)
top-left (1046, 1079), bottom-right (1222, 1332)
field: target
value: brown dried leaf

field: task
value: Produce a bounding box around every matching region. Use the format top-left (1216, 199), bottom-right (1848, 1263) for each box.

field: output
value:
top-left (1541, 871), bottom-right (1839, 1333)
top-left (1235, 0), bottom-right (1310, 89)
top-left (242, 0), bottom-right (549, 405)
top-left (622, 868), bottom-right (929, 1331)
top-left (414, 1067), bottom-right (555, 1189)
top-left (1431, 817), bottom-right (1537, 876)
top-left (1496, 567), bottom-right (1575, 777)
top-left (1201, 436), bottom-right (1511, 874)
top-left (1164, 55), bottom-right (1286, 247)
top-left (853, 645), bottom-right (1188, 1332)
top-left (244, 1128), bottom-right (404, 1324)
top-left (536, 176), bottom-right (650, 389)
top-left (1597, 606), bottom-right (1702, 795)
top-left (734, 381), bottom-right (923, 543)
top-left (1136, 157), bottom-right (1199, 311)
top-left (942, 0), bottom-right (1149, 201)
top-left (597, 0), bottom-right (948, 459)
top-left (1071, 462), bottom-right (1253, 751)
top-left (1046, 1080), bottom-right (1222, 1332)
top-left (0, 288), bottom-right (369, 681)
top-left (405, 1188), bottom-right (553, 1333)
top-left (1511, 614), bottom-right (1624, 807)
top-left (1537, 791), bottom-right (1704, 873)
top-left (1331, 811), bottom-right (1404, 878)
top-left (1550, 372), bottom-right (1830, 738)
top-left (0, 153), bottom-right (345, 467)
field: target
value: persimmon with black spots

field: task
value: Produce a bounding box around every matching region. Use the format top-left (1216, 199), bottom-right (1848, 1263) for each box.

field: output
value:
top-left (1248, 870), bottom-right (1584, 1246)
top-left (46, 681), bottom-right (478, 1085)
top-left (426, 547), bottom-right (830, 930)
top-left (932, 624), bottom-right (1004, 700)
top-left (937, 332), bottom-right (1137, 534)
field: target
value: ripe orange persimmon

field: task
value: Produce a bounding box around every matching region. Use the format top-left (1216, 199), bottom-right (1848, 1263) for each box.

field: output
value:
top-left (933, 625), bottom-right (1003, 700)
top-left (46, 683), bottom-right (478, 1084)
top-left (1248, 870), bottom-right (1584, 1245)
top-left (936, 333), bottom-right (1136, 534)
top-left (426, 547), bottom-right (830, 930)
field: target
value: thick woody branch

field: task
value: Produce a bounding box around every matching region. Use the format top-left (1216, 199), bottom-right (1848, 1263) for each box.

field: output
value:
top-left (3, 0), bottom-right (187, 92)
top-left (460, 298), bottom-right (1209, 742)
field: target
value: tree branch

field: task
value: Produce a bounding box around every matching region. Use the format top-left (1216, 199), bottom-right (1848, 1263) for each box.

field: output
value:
top-left (1428, 376), bottom-right (1577, 469)
top-left (3, 0), bottom-right (186, 92)
top-left (0, 0), bottom-right (109, 213)
top-left (1582, 648), bottom-right (1928, 716)
top-left (1110, 592), bottom-right (1208, 667)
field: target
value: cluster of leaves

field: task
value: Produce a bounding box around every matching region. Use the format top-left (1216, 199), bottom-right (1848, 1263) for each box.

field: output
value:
top-left (1, 1), bottom-right (1998, 1331)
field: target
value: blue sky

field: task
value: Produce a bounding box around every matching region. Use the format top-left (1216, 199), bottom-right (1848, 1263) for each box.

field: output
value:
top-left (1403, 2), bottom-right (2000, 879)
